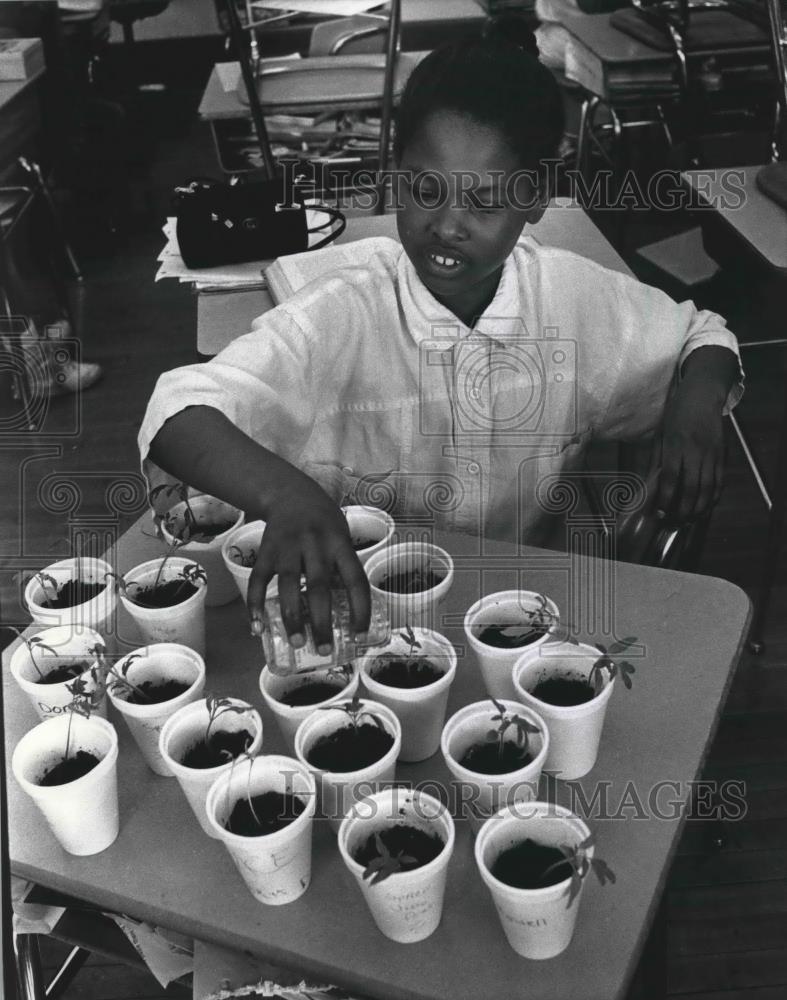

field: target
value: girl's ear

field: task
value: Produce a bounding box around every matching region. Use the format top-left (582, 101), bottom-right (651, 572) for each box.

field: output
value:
top-left (522, 180), bottom-right (550, 226)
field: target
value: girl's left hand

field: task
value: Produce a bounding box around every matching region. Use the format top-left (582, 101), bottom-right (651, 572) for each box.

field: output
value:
top-left (654, 381), bottom-right (726, 523)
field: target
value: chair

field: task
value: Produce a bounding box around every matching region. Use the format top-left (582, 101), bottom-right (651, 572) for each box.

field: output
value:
top-left (109, 0), bottom-right (170, 46)
top-left (217, 0), bottom-right (412, 205)
top-left (575, 0), bottom-right (772, 206)
top-left (582, 460), bottom-right (712, 571)
top-left (13, 888), bottom-right (190, 1000)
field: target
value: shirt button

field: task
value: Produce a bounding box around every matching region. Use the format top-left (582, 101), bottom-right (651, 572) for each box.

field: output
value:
top-left (469, 387), bottom-right (481, 400)
top-left (467, 462), bottom-right (480, 475)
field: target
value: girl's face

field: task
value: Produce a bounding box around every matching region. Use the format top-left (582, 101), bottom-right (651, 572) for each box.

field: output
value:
top-left (396, 111), bottom-right (545, 327)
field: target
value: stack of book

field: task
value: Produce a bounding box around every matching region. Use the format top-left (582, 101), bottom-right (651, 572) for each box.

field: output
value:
top-left (562, 14), bottom-right (680, 101)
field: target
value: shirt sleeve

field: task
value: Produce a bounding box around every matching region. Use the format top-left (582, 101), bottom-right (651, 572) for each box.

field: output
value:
top-left (595, 270), bottom-right (744, 443)
top-left (137, 305), bottom-right (316, 494)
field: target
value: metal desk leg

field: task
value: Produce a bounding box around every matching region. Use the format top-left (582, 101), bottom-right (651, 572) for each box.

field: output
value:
top-left (13, 934), bottom-right (44, 1000)
top-left (748, 383), bottom-right (787, 653)
top-left (575, 95), bottom-right (599, 191)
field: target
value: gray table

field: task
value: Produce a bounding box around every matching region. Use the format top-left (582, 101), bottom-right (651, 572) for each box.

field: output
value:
top-left (5, 518), bottom-right (750, 1000)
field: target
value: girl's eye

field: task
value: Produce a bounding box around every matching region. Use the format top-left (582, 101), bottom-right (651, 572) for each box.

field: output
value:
top-left (471, 202), bottom-right (504, 215)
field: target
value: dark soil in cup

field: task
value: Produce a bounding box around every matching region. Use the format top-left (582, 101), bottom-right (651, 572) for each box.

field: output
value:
top-left (180, 729), bottom-right (254, 769)
top-left (45, 579), bottom-right (106, 609)
top-left (491, 838), bottom-right (573, 889)
top-left (279, 681), bottom-right (345, 707)
top-left (370, 654), bottom-right (443, 689)
top-left (187, 519), bottom-right (236, 542)
top-left (38, 750), bottom-right (100, 786)
top-left (229, 547), bottom-right (257, 568)
top-left (459, 740), bottom-right (534, 775)
top-left (376, 566), bottom-right (445, 594)
top-left (224, 790), bottom-right (306, 836)
top-left (122, 678), bottom-right (191, 705)
top-left (474, 622), bottom-right (549, 649)
top-left (129, 579), bottom-right (199, 609)
top-left (351, 535), bottom-right (381, 552)
top-left (531, 676), bottom-right (596, 706)
top-left (37, 660), bottom-right (91, 685)
top-left (352, 824), bottom-right (445, 870)
top-left (307, 723), bottom-right (394, 772)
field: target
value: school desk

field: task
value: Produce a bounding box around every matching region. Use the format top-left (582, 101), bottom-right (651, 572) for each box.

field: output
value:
top-left (0, 69), bottom-right (45, 182)
top-left (5, 515), bottom-right (751, 1000)
top-left (195, 199), bottom-right (635, 357)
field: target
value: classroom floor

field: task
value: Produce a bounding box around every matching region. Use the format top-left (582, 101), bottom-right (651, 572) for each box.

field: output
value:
top-left (2, 36), bottom-right (787, 1000)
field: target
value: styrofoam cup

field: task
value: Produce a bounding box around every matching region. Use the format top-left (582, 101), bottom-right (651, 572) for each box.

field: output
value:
top-left (259, 664), bottom-right (359, 753)
top-left (358, 628), bottom-right (457, 762)
top-left (205, 754), bottom-right (317, 905)
top-left (365, 542), bottom-right (454, 631)
top-left (9, 625), bottom-right (107, 721)
top-left (158, 698), bottom-right (263, 836)
top-left (474, 802), bottom-right (592, 959)
top-left (441, 699), bottom-right (548, 815)
top-left (12, 714), bottom-right (119, 856)
top-left (512, 641), bottom-right (614, 780)
top-left (341, 505), bottom-right (395, 566)
top-left (221, 520), bottom-right (279, 605)
top-left (294, 698), bottom-right (401, 831)
top-left (464, 591), bottom-right (560, 700)
top-left (338, 787), bottom-right (455, 943)
top-left (159, 493), bottom-right (244, 607)
top-left (119, 557), bottom-right (207, 657)
top-left (24, 558), bottom-right (117, 635)
top-left (107, 643), bottom-right (206, 775)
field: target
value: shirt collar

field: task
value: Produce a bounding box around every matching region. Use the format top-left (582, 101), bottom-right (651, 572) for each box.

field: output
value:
top-left (396, 245), bottom-right (527, 348)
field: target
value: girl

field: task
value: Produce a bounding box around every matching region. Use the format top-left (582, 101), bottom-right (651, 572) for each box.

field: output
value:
top-left (140, 18), bottom-right (742, 654)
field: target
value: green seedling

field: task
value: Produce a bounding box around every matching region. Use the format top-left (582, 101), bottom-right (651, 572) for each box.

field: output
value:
top-left (205, 693), bottom-right (254, 749)
top-left (399, 624), bottom-right (421, 659)
top-left (362, 832), bottom-right (418, 886)
top-left (228, 544), bottom-right (257, 568)
top-left (486, 698), bottom-right (542, 760)
top-left (321, 693), bottom-right (386, 735)
top-left (96, 648), bottom-right (152, 704)
top-left (540, 832), bottom-right (616, 908)
top-left (8, 627), bottom-right (60, 682)
top-left (34, 572), bottom-right (60, 609)
top-left (588, 638), bottom-right (637, 694)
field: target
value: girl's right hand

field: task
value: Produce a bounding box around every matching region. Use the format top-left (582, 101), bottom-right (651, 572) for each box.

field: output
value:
top-left (246, 479), bottom-right (371, 654)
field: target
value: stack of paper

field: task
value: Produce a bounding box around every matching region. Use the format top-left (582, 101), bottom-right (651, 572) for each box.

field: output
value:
top-left (156, 219), bottom-right (269, 292)
top-left (157, 211), bottom-right (344, 292)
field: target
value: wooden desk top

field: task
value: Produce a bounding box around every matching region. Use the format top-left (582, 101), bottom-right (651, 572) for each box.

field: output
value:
top-left (5, 520), bottom-right (750, 1000)
top-left (197, 201), bottom-right (634, 355)
top-left (683, 166), bottom-right (787, 275)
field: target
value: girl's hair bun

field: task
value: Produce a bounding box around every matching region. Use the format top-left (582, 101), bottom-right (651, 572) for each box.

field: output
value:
top-left (482, 13), bottom-right (540, 58)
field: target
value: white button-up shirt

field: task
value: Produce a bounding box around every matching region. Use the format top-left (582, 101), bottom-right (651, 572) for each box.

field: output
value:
top-left (139, 237), bottom-right (743, 545)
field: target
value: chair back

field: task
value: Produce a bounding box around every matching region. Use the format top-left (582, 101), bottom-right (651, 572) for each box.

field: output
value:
top-left (765, 0), bottom-right (787, 156)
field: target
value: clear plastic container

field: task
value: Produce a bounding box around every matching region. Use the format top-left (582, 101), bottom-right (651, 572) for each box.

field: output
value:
top-left (261, 586), bottom-right (390, 676)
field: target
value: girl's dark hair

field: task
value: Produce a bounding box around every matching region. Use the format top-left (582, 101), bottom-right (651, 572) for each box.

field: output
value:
top-left (394, 15), bottom-right (564, 172)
